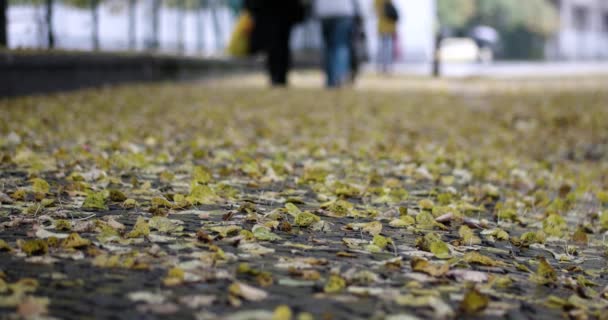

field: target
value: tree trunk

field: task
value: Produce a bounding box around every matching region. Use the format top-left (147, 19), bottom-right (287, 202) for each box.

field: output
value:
top-left (148, 0), bottom-right (161, 51)
top-left (176, 0), bottom-right (184, 54)
top-left (91, 0), bottom-right (99, 51)
top-left (46, 0), bottom-right (54, 49)
top-left (196, 0), bottom-right (205, 55)
top-left (0, 0), bottom-right (7, 47)
top-left (432, 27), bottom-right (447, 78)
top-left (128, 0), bottom-right (136, 50)
top-left (210, 0), bottom-right (221, 52)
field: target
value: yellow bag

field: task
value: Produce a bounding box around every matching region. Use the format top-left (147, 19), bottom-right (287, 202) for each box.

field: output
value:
top-left (227, 11), bottom-right (254, 57)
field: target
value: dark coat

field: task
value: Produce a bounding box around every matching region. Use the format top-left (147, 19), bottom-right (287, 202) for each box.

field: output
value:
top-left (244, 0), bottom-right (307, 54)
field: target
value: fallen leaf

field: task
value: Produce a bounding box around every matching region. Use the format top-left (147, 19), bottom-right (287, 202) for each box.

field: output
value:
top-left (460, 287), bottom-right (489, 314)
top-left (228, 282), bottom-right (268, 301)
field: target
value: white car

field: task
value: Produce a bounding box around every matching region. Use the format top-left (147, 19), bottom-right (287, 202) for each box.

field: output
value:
top-left (439, 37), bottom-right (491, 63)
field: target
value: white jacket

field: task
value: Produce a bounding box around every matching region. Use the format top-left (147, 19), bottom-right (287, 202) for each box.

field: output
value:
top-left (313, 0), bottom-right (356, 18)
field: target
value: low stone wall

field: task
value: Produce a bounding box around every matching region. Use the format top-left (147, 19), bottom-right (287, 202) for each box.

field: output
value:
top-left (0, 51), bottom-right (262, 98)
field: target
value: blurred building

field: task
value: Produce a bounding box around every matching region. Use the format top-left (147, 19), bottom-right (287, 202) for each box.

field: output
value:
top-left (546, 0), bottom-right (608, 60)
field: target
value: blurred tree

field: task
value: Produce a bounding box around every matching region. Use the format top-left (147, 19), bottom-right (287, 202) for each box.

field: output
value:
top-left (166, 0), bottom-right (185, 53)
top-left (90, 0), bottom-right (99, 50)
top-left (227, 0), bottom-right (241, 15)
top-left (196, 0), bottom-right (205, 54)
top-left (62, 0), bottom-right (101, 50)
top-left (472, 0), bottom-right (558, 59)
top-left (45, 0), bottom-right (53, 48)
top-left (210, 0), bottom-right (220, 51)
top-left (437, 0), bottom-right (475, 30)
top-left (146, 0), bottom-right (161, 50)
top-left (473, 0), bottom-right (558, 36)
top-left (437, 0), bottom-right (559, 59)
top-left (166, 0), bottom-right (219, 55)
top-left (1, 0), bottom-right (6, 47)
top-left (128, 0), bottom-right (135, 50)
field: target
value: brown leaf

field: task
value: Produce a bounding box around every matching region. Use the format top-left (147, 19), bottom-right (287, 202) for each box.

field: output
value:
top-left (411, 257), bottom-right (449, 277)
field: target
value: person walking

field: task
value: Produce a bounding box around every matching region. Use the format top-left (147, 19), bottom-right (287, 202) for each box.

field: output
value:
top-left (245, 0), bottom-right (306, 86)
top-left (314, 0), bottom-right (356, 88)
top-left (374, 0), bottom-right (398, 73)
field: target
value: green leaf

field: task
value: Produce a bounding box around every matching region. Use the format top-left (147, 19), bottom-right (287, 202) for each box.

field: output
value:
top-left (416, 211), bottom-right (446, 230)
top-left (321, 199), bottom-right (353, 217)
top-left (108, 189), bottom-right (127, 202)
top-left (19, 239), bottom-right (48, 256)
top-left (460, 287), bottom-right (489, 314)
top-left (209, 225), bottom-right (242, 238)
top-left (0, 239), bottom-right (12, 252)
top-left (417, 233), bottom-right (451, 259)
top-left (596, 191), bottom-right (608, 205)
top-left (542, 214), bottom-right (567, 237)
top-left (389, 215), bottom-right (415, 228)
top-left (62, 233), bottom-right (91, 249)
top-left (418, 199), bottom-right (435, 210)
top-left (463, 252), bottom-right (502, 267)
top-left (193, 166), bottom-right (212, 184)
top-left (150, 197), bottom-right (173, 209)
top-left (531, 257), bottom-right (557, 284)
top-left (186, 185), bottom-right (217, 205)
top-left (410, 257), bottom-right (449, 277)
top-left (82, 191), bottom-right (107, 210)
top-left (149, 216), bottom-right (184, 233)
top-left (252, 225), bottom-right (282, 241)
top-left (54, 219), bottom-right (72, 231)
top-left (372, 234), bottom-right (391, 249)
top-left (31, 178), bottom-right (50, 194)
top-left (272, 305), bottom-right (293, 320)
top-left (294, 212), bottom-right (320, 227)
top-left (285, 203), bottom-right (302, 217)
top-left (459, 225), bottom-right (481, 245)
top-left (323, 275), bottom-right (346, 293)
top-left (126, 217), bottom-right (150, 238)
top-left (346, 221), bottom-right (383, 235)
top-left (600, 211), bottom-right (608, 230)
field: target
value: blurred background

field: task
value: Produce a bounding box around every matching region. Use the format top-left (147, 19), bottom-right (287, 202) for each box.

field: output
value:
top-left (1, 0), bottom-right (608, 89)
top-left (2, 0), bottom-right (607, 61)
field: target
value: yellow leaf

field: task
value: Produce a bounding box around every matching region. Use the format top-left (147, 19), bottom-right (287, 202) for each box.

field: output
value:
top-left (324, 275), bottom-right (346, 294)
top-left (460, 288), bottom-right (489, 314)
top-left (411, 257), bottom-right (449, 277)
top-left (82, 191), bottom-right (107, 210)
top-left (294, 212), bottom-right (320, 227)
top-left (62, 233), bottom-right (91, 249)
top-left (272, 305), bottom-right (293, 320)
top-left (31, 178), bottom-right (50, 194)
top-left (126, 217), bottom-right (150, 238)
top-left (532, 257), bottom-right (557, 284)
top-left (19, 239), bottom-right (48, 256)
top-left (463, 252), bottom-right (502, 267)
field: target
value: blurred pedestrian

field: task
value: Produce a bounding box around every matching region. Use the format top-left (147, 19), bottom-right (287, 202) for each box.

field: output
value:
top-left (374, 0), bottom-right (398, 73)
top-left (245, 0), bottom-right (307, 86)
top-left (349, 0), bottom-right (367, 84)
top-left (314, 0), bottom-right (356, 88)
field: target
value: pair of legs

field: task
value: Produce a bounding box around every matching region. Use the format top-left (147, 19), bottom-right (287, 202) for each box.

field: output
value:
top-left (378, 34), bottom-right (394, 73)
top-left (321, 17), bottom-right (355, 88)
top-left (266, 22), bottom-right (293, 86)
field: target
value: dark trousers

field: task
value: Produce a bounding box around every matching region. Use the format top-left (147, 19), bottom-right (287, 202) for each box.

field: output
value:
top-left (321, 17), bottom-right (354, 88)
top-left (266, 25), bottom-right (292, 86)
